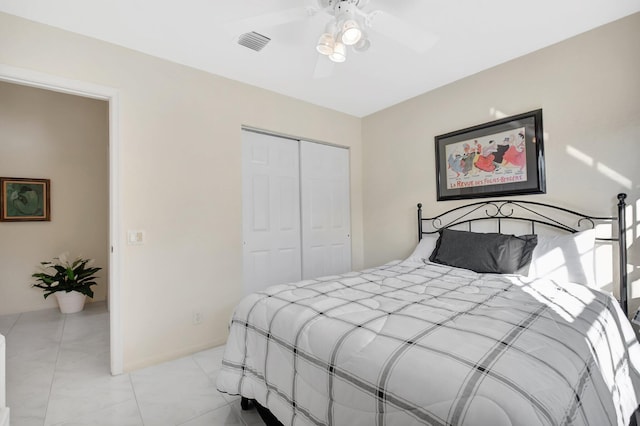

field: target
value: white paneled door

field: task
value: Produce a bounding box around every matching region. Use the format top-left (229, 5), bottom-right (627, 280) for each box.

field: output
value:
top-left (300, 141), bottom-right (351, 279)
top-left (242, 131), bottom-right (302, 295)
top-left (242, 131), bottom-right (351, 294)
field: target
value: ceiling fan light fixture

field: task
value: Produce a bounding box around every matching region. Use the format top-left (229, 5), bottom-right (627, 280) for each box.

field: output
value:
top-left (341, 19), bottom-right (362, 45)
top-left (353, 36), bottom-right (370, 52)
top-left (316, 33), bottom-right (335, 55)
top-left (329, 42), bottom-right (347, 62)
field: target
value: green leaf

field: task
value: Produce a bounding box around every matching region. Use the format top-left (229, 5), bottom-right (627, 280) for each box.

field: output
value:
top-left (31, 256), bottom-right (102, 299)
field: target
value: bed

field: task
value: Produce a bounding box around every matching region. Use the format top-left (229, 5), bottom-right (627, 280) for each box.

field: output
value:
top-left (217, 194), bottom-right (639, 426)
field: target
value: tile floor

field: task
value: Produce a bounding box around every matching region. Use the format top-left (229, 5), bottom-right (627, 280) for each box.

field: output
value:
top-left (0, 302), bottom-right (265, 426)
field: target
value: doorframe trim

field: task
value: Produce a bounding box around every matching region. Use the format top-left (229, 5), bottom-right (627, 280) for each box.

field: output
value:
top-left (0, 64), bottom-right (124, 375)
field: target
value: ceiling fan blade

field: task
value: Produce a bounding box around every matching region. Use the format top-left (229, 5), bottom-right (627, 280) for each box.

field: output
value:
top-left (313, 54), bottom-right (335, 79)
top-left (223, 6), bottom-right (318, 36)
top-left (366, 11), bottom-right (439, 53)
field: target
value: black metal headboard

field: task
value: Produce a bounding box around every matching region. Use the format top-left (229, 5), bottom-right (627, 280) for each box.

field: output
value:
top-left (417, 193), bottom-right (628, 315)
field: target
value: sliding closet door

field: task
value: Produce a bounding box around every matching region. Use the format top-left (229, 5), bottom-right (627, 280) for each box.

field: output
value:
top-left (242, 131), bottom-right (302, 295)
top-left (300, 141), bottom-right (351, 279)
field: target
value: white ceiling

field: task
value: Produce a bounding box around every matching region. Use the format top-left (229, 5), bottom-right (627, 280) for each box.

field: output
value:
top-left (1, 0), bottom-right (639, 117)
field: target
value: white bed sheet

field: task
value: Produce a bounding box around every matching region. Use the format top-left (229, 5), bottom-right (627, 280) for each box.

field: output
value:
top-left (217, 260), bottom-right (640, 426)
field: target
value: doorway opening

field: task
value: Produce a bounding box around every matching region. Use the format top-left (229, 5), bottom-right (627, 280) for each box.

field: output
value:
top-left (0, 64), bottom-right (123, 374)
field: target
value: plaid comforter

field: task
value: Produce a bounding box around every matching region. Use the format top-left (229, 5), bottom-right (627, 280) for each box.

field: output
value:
top-left (217, 260), bottom-right (640, 425)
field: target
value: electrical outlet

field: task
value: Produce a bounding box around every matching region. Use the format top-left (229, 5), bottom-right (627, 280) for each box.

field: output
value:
top-left (192, 311), bottom-right (203, 325)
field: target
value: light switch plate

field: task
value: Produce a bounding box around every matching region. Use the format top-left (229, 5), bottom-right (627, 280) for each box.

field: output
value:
top-left (127, 230), bottom-right (145, 245)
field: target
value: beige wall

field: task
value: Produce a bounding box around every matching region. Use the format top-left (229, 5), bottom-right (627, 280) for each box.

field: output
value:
top-left (0, 12), bottom-right (363, 371)
top-left (362, 13), bottom-right (640, 309)
top-left (0, 81), bottom-right (109, 314)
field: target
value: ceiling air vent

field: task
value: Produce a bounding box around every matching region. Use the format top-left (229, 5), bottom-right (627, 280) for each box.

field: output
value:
top-left (238, 32), bottom-right (271, 52)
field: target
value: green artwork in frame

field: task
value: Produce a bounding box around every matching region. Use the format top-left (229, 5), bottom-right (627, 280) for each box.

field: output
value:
top-left (0, 177), bottom-right (51, 221)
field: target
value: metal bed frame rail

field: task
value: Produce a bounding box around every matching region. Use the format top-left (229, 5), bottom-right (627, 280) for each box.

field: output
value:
top-left (417, 193), bottom-right (628, 315)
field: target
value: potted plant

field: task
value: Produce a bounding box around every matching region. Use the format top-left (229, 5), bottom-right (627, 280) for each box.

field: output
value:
top-left (31, 252), bottom-right (102, 314)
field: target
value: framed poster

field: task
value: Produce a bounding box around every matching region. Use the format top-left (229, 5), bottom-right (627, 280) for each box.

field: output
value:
top-left (435, 109), bottom-right (545, 201)
top-left (0, 177), bottom-right (51, 221)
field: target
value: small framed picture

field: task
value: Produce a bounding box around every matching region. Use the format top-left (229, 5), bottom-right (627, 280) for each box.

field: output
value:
top-left (435, 109), bottom-right (546, 201)
top-left (0, 177), bottom-right (51, 222)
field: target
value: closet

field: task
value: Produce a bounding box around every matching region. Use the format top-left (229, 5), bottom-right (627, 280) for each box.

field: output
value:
top-left (242, 129), bottom-right (351, 295)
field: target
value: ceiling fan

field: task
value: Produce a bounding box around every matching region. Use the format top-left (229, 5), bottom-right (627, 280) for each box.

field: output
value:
top-left (226, 0), bottom-right (438, 72)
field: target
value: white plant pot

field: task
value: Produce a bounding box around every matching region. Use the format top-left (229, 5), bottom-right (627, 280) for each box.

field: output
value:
top-left (54, 291), bottom-right (86, 314)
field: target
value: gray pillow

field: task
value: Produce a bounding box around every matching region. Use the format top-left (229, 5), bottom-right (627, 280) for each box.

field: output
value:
top-left (429, 229), bottom-right (538, 274)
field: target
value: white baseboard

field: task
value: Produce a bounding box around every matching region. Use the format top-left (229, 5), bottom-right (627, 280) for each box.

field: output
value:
top-left (0, 407), bottom-right (9, 426)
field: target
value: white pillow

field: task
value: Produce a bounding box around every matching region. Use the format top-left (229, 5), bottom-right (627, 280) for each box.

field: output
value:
top-left (526, 229), bottom-right (596, 287)
top-left (407, 235), bottom-right (439, 262)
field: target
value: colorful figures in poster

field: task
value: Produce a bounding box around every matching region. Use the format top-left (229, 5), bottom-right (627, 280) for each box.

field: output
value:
top-left (502, 132), bottom-right (526, 171)
top-left (447, 143), bottom-right (477, 177)
top-left (447, 132), bottom-right (527, 183)
top-left (474, 140), bottom-right (498, 172)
